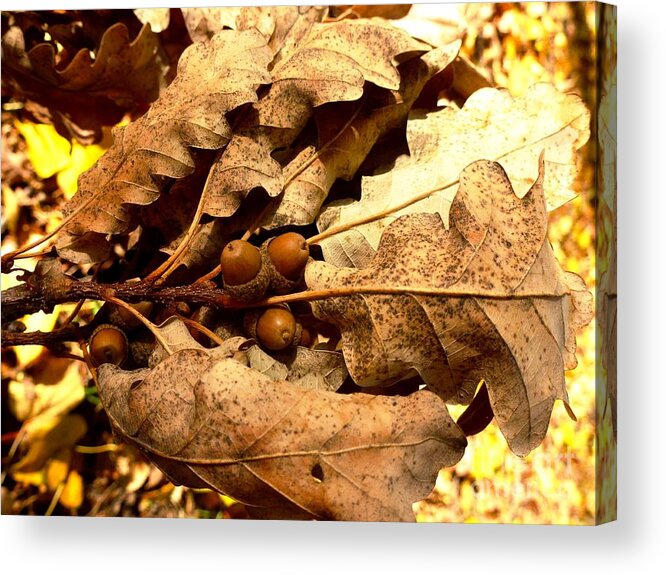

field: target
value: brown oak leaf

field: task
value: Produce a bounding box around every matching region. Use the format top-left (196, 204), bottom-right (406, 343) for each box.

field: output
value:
top-left (199, 18), bottom-right (430, 219)
top-left (54, 29), bottom-right (272, 264)
top-left (305, 159), bottom-right (593, 456)
top-left (97, 341), bottom-right (466, 521)
top-left (1, 22), bottom-right (168, 143)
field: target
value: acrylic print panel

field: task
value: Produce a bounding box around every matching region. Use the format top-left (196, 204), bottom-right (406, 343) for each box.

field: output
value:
top-left (1, 2), bottom-right (616, 524)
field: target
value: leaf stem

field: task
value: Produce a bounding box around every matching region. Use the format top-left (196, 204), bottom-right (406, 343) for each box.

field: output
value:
top-left (306, 175), bottom-right (460, 245)
top-left (247, 285), bottom-right (567, 308)
top-left (194, 264), bottom-right (222, 285)
top-left (144, 150), bottom-right (224, 284)
top-left (178, 316), bottom-right (225, 346)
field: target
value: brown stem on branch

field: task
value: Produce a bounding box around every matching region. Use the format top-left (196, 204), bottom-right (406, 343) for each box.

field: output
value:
top-left (1, 274), bottom-right (234, 323)
top-left (1, 322), bottom-right (96, 348)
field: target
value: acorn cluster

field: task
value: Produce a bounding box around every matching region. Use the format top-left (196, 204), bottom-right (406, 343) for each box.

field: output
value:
top-left (220, 232), bottom-right (309, 301)
top-left (87, 231), bottom-right (324, 368)
top-left (220, 232), bottom-right (314, 352)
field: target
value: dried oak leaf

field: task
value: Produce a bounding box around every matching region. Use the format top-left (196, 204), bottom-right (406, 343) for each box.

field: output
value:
top-left (171, 6), bottom-right (328, 65)
top-left (97, 342), bottom-right (466, 521)
top-left (306, 159), bottom-right (593, 456)
top-left (200, 18), bottom-right (430, 218)
top-left (54, 29), bottom-right (272, 264)
top-left (133, 8), bottom-right (171, 33)
top-left (317, 83), bottom-right (590, 268)
top-left (181, 6), bottom-right (276, 44)
top-left (1, 22), bottom-right (167, 143)
top-left (266, 41), bottom-right (460, 229)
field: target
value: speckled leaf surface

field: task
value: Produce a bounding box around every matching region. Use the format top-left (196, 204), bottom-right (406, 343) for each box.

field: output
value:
top-left (317, 83), bottom-right (590, 268)
top-left (200, 19), bottom-right (430, 219)
top-left (306, 159), bottom-right (593, 456)
top-left (97, 342), bottom-right (466, 521)
top-left (267, 42), bottom-right (460, 229)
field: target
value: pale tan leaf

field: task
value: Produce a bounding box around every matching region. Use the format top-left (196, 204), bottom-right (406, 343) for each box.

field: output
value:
top-left (55, 29), bottom-right (272, 263)
top-left (134, 8), bottom-right (171, 32)
top-left (147, 317), bottom-right (207, 367)
top-left (97, 345), bottom-right (466, 521)
top-left (267, 6), bottom-right (329, 65)
top-left (181, 6), bottom-right (276, 44)
top-left (316, 83), bottom-right (590, 268)
top-left (391, 3), bottom-right (468, 47)
top-left (306, 159), bottom-right (592, 456)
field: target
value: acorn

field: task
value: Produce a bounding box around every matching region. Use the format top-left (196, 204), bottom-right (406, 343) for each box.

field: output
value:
top-left (89, 324), bottom-right (128, 367)
top-left (220, 239), bottom-right (270, 302)
top-left (244, 306), bottom-right (302, 351)
top-left (263, 232), bottom-right (309, 295)
top-left (187, 306), bottom-right (218, 347)
top-left (212, 311), bottom-right (245, 340)
top-left (298, 324), bottom-right (317, 348)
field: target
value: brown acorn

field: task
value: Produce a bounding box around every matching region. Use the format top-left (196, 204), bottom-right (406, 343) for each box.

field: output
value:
top-left (268, 232), bottom-right (309, 280)
top-left (244, 306), bottom-right (301, 351)
top-left (298, 324), bottom-right (317, 348)
top-left (220, 239), bottom-right (270, 302)
top-left (89, 324), bottom-right (128, 367)
top-left (129, 333), bottom-right (156, 368)
top-left (187, 306), bottom-right (219, 347)
top-left (262, 232), bottom-right (309, 295)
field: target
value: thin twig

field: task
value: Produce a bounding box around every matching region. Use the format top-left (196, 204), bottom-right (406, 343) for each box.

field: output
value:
top-left (193, 264), bottom-right (221, 285)
top-left (0, 425), bottom-right (27, 485)
top-left (75, 444), bottom-right (119, 454)
top-left (45, 482), bottom-right (65, 516)
top-left (144, 151), bottom-right (225, 284)
top-left (178, 316), bottom-right (225, 346)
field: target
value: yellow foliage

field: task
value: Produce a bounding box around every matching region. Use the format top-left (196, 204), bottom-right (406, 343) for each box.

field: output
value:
top-left (2, 185), bottom-right (19, 237)
top-left (45, 449), bottom-right (71, 491)
top-left (9, 361), bottom-right (85, 424)
top-left (11, 414), bottom-right (87, 474)
top-left (1, 235), bottom-right (63, 367)
top-left (60, 470), bottom-right (84, 510)
top-left (14, 120), bottom-right (71, 179)
top-left (14, 119), bottom-right (111, 200)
